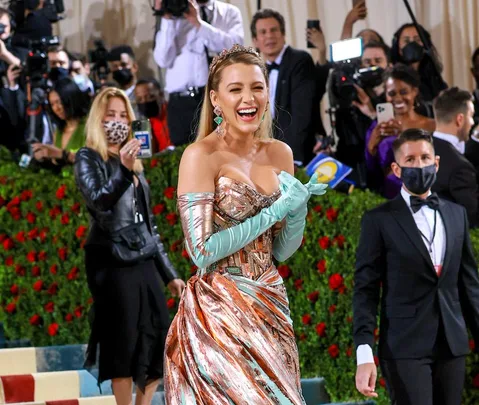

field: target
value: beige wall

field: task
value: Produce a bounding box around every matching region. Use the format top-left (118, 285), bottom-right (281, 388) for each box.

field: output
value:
top-left (56, 0), bottom-right (479, 90)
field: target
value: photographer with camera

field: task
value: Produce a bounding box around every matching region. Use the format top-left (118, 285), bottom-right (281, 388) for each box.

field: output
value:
top-left (153, 0), bottom-right (244, 146)
top-left (70, 52), bottom-right (94, 95)
top-left (47, 44), bottom-right (71, 82)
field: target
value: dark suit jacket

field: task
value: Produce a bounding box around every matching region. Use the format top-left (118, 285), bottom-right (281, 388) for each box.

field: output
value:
top-left (432, 137), bottom-right (478, 227)
top-left (272, 46), bottom-right (316, 165)
top-left (353, 196), bottom-right (479, 360)
top-left (465, 138), bottom-right (479, 178)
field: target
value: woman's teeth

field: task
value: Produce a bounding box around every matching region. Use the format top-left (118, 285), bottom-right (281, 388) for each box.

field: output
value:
top-left (237, 108), bottom-right (258, 117)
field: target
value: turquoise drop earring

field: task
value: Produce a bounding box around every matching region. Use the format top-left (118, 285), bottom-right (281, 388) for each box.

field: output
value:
top-left (214, 105), bottom-right (225, 137)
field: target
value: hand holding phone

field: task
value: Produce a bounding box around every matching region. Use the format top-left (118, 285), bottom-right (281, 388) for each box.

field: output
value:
top-left (307, 20), bottom-right (320, 48)
top-left (376, 102), bottom-right (394, 124)
top-left (132, 120), bottom-right (153, 159)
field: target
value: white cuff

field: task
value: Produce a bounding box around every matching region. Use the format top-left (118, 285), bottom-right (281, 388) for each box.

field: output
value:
top-left (356, 344), bottom-right (374, 365)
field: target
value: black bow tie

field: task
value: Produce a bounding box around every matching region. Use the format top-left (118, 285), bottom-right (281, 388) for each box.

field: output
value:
top-left (266, 62), bottom-right (280, 74)
top-left (410, 193), bottom-right (440, 213)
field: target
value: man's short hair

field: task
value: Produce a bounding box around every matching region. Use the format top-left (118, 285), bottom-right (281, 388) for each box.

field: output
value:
top-left (392, 128), bottom-right (434, 159)
top-left (70, 52), bottom-right (88, 65)
top-left (136, 78), bottom-right (162, 91)
top-left (0, 7), bottom-right (10, 19)
top-left (108, 45), bottom-right (135, 62)
top-left (433, 87), bottom-right (473, 124)
top-left (250, 9), bottom-right (285, 39)
top-left (472, 47), bottom-right (479, 66)
top-left (362, 41), bottom-right (391, 64)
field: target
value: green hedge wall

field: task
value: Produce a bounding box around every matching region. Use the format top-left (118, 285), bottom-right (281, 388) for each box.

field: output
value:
top-left (1, 146), bottom-right (479, 404)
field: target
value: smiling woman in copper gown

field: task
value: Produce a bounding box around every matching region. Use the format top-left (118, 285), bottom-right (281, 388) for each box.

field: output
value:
top-left (164, 45), bottom-right (327, 405)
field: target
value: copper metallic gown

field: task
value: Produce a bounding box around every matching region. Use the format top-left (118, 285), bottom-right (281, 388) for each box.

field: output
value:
top-left (164, 177), bottom-right (305, 404)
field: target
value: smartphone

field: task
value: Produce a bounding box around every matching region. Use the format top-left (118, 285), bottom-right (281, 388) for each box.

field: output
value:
top-left (132, 120), bottom-right (153, 159)
top-left (376, 102), bottom-right (394, 124)
top-left (307, 20), bottom-right (320, 49)
top-left (329, 37), bottom-right (363, 63)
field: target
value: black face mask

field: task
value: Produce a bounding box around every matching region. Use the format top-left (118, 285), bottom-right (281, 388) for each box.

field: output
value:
top-left (49, 67), bottom-right (69, 82)
top-left (138, 100), bottom-right (160, 118)
top-left (401, 41), bottom-right (424, 64)
top-left (113, 69), bottom-right (133, 87)
top-left (400, 164), bottom-right (436, 195)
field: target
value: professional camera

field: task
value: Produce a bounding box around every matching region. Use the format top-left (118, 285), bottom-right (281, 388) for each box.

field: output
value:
top-left (24, 35), bottom-right (59, 87)
top-left (88, 39), bottom-right (109, 82)
top-left (153, 0), bottom-right (189, 17)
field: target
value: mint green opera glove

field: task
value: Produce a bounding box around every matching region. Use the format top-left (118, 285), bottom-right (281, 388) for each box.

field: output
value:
top-left (177, 172), bottom-right (309, 269)
top-left (273, 172), bottom-right (328, 262)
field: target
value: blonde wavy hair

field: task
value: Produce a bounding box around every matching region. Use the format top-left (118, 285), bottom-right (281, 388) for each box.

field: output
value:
top-left (85, 87), bottom-right (143, 172)
top-left (196, 49), bottom-right (272, 142)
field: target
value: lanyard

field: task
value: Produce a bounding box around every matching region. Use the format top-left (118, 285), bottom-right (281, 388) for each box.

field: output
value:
top-left (418, 211), bottom-right (437, 253)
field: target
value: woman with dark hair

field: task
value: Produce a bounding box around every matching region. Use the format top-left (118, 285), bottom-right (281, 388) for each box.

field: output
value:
top-left (365, 64), bottom-right (435, 198)
top-left (391, 23), bottom-right (447, 103)
top-left (32, 77), bottom-right (90, 166)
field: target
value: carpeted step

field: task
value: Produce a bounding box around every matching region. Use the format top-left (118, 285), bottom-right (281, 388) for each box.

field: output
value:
top-left (7, 396), bottom-right (117, 405)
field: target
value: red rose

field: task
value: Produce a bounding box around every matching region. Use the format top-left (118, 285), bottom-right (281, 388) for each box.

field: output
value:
top-left (328, 344), bottom-right (340, 358)
top-left (47, 283), bottom-right (58, 295)
top-left (277, 264), bottom-right (291, 279)
top-left (71, 202), bottom-right (81, 214)
top-left (6, 196), bottom-right (20, 208)
top-left (379, 378), bottom-right (386, 388)
top-left (166, 213), bottom-right (178, 226)
top-left (307, 291), bottom-right (319, 303)
top-left (26, 212), bottom-right (36, 224)
top-left (65, 313), bottom-right (73, 322)
top-left (36, 201), bottom-right (43, 211)
top-left (150, 158), bottom-right (158, 168)
top-left (74, 306), bottom-right (83, 318)
top-left (334, 234), bottom-right (346, 249)
top-left (26, 250), bottom-right (36, 262)
top-left (181, 249), bottom-right (190, 259)
top-left (9, 206), bottom-right (21, 220)
top-left (15, 231), bottom-right (26, 243)
top-left (469, 339), bottom-right (475, 351)
top-left (38, 251), bottom-right (47, 261)
top-left (49, 206), bottom-right (62, 219)
top-left (302, 314), bottom-right (312, 325)
top-left (5, 302), bottom-right (16, 314)
top-left (0, 233), bottom-right (5, 242)
top-left (318, 236), bottom-right (330, 250)
top-left (10, 284), bottom-right (19, 295)
top-left (67, 267), bottom-right (80, 280)
top-left (5, 256), bottom-right (13, 266)
top-left (338, 285), bottom-right (346, 294)
top-left (60, 214), bottom-right (70, 225)
top-left (3, 238), bottom-right (14, 250)
top-left (313, 205), bottom-right (322, 213)
top-left (75, 225), bottom-right (88, 239)
top-left (56, 184), bottom-right (66, 199)
top-left (31, 266), bottom-right (41, 277)
top-left (346, 347), bottom-right (353, 357)
top-left (28, 228), bottom-right (39, 240)
top-left (164, 187), bottom-right (176, 199)
top-left (326, 207), bottom-right (339, 222)
top-left (374, 355), bottom-right (379, 366)
top-left (170, 240), bottom-right (181, 252)
top-left (20, 190), bottom-right (33, 201)
top-left (315, 322), bottom-right (326, 337)
top-left (15, 264), bottom-right (25, 276)
top-left (29, 314), bottom-right (41, 326)
top-left (44, 301), bottom-right (55, 313)
top-left (152, 204), bottom-right (165, 215)
top-left (316, 260), bottom-right (327, 274)
top-left (50, 264), bottom-right (58, 275)
top-left (294, 279), bottom-right (303, 291)
top-left (329, 305), bottom-right (337, 314)
top-left (167, 298), bottom-right (176, 309)
top-left (39, 229), bottom-right (48, 242)
top-left (33, 280), bottom-right (44, 292)
top-left (329, 273), bottom-right (344, 290)
top-left (58, 247), bottom-right (68, 261)
top-left (48, 323), bottom-right (59, 336)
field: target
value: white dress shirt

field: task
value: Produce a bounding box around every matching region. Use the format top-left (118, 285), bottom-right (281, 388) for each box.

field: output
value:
top-left (266, 45), bottom-right (288, 119)
top-left (433, 130), bottom-right (465, 154)
top-left (153, 0), bottom-right (244, 94)
top-left (356, 187), bottom-right (447, 365)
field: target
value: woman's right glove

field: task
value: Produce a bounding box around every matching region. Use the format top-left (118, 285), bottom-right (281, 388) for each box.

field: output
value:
top-left (177, 171), bottom-right (313, 270)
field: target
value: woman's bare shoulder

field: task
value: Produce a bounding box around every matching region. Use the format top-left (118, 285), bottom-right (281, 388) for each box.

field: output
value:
top-left (260, 139), bottom-right (294, 173)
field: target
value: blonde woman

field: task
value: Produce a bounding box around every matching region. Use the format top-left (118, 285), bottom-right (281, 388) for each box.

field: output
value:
top-left (74, 87), bottom-right (185, 405)
top-left (165, 45), bottom-right (327, 403)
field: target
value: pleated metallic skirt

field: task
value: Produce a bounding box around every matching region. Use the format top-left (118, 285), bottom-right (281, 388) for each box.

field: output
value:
top-left (164, 266), bottom-right (306, 404)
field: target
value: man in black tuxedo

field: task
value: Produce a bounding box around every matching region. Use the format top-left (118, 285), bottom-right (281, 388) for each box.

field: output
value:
top-left (354, 129), bottom-right (479, 405)
top-left (250, 9), bottom-right (316, 166)
top-left (431, 87), bottom-right (478, 227)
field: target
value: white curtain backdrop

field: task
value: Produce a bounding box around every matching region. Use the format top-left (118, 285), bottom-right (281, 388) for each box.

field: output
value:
top-left (55, 0), bottom-right (479, 90)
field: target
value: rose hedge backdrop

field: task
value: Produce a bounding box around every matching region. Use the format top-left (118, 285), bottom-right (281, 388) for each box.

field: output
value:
top-left (1, 146), bottom-right (479, 404)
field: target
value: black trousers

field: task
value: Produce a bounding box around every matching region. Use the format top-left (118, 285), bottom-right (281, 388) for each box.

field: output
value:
top-left (379, 325), bottom-right (466, 405)
top-left (167, 90), bottom-right (204, 146)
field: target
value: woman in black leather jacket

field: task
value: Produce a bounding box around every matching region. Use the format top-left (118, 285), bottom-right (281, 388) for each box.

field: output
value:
top-left (74, 87), bottom-right (185, 405)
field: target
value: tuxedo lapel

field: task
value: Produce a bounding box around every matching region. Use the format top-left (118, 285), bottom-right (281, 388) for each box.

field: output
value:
top-left (437, 200), bottom-right (453, 277)
top-left (274, 46), bottom-right (291, 107)
top-left (390, 197), bottom-right (436, 273)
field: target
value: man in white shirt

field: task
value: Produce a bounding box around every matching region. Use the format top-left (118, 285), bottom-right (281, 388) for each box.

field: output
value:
top-left (431, 87), bottom-right (478, 227)
top-left (153, 0), bottom-right (243, 146)
top-left (354, 129), bottom-right (479, 405)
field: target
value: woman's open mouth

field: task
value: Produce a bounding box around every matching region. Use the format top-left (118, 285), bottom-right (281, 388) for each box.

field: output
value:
top-left (237, 107), bottom-right (258, 122)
